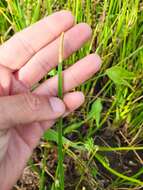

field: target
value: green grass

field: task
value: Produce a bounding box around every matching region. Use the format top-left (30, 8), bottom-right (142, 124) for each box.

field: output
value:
top-left (0, 0), bottom-right (143, 189)
top-left (56, 32), bottom-right (65, 190)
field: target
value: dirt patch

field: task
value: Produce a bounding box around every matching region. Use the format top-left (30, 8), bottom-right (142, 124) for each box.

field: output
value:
top-left (13, 168), bottom-right (39, 190)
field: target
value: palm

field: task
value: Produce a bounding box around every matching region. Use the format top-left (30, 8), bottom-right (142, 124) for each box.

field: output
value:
top-left (0, 72), bottom-right (49, 188)
top-left (0, 11), bottom-right (101, 189)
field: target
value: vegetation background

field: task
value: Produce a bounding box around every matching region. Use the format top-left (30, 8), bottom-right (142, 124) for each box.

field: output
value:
top-left (0, 0), bottom-right (143, 189)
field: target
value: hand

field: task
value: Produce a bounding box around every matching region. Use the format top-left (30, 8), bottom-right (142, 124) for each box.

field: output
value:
top-left (0, 11), bottom-right (101, 189)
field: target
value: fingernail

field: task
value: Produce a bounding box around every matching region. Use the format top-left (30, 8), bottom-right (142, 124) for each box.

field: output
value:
top-left (49, 97), bottom-right (65, 113)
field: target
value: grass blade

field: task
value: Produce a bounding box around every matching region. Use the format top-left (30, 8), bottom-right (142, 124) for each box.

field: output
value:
top-left (57, 32), bottom-right (65, 190)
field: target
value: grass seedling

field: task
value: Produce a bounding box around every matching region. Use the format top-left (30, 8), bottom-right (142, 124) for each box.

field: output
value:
top-left (56, 32), bottom-right (65, 190)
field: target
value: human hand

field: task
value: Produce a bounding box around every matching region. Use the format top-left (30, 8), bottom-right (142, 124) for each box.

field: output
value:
top-left (0, 11), bottom-right (101, 189)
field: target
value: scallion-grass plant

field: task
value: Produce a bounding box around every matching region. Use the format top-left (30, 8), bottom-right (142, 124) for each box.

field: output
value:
top-left (56, 32), bottom-right (65, 190)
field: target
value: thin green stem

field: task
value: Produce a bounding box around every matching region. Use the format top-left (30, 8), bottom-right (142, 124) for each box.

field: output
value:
top-left (95, 153), bottom-right (143, 185)
top-left (57, 32), bottom-right (65, 190)
top-left (98, 146), bottom-right (143, 152)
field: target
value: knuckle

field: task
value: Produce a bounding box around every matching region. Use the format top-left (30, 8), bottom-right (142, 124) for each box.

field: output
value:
top-left (14, 32), bottom-right (36, 55)
top-left (36, 54), bottom-right (52, 74)
top-left (0, 102), bottom-right (10, 127)
top-left (64, 38), bottom-right (74, 58)
top-left (69, 69), bottom-right (80, 86)
top-left (23, 93), bottom-right (43, 112)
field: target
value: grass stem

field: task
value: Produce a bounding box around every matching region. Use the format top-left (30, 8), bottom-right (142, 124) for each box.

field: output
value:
top-left (57, 32), bottom-right (65, 190)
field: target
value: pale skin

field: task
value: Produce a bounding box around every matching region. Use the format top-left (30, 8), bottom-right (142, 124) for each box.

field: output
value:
top-left (0, 11), bottom-right (101, 189)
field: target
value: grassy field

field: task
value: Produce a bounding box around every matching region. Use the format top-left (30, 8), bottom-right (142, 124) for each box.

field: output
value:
top-left (0, 0), bottom-right (143, 189)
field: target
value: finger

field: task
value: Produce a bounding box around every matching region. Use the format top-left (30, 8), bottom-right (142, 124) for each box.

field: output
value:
top-left (38, 91), bottom-right (85, 131)
top-left (14, 91), bottom-right (85, 150)
top-left (0, 11), bottom-right (74, 70)
top-left (0, 65), bottom-right (12, 96)
top-left (0, 93), bottom-right (65, 129)
top-left (0, 91), bottom-right (85, 189)
top-left (63, 91), bottom-right (85, 112)
top-left (16, 23), bottom-right (92, 87)
top-left (34, 54), bottom-right (101, 96)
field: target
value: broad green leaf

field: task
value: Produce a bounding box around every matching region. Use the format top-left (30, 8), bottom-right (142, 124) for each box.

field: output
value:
top-left (44, 129), bottom-right (69, 145)
top-left (106, 66), bottom-right (135, 89)
top-left (64, 122), bottom-right (82, 134)
top-left (88, 98), bottom-right (103, 128)
top-left (64, 99), bottom-right (103, 133)
top-left (43, 129), bottom-right (84, 150)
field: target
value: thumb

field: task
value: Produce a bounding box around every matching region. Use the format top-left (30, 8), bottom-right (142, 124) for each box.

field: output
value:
top-left (0, 93), bottom-right (65, 129)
